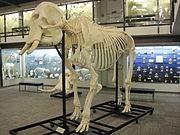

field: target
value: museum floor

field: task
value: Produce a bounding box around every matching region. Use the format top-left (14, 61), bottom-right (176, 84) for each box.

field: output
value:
top-left (0, 86), bottom-right (180, 135)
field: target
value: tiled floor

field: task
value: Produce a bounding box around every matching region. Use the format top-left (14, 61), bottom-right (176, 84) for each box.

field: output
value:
top-left (0, 86), bottom-right (180, 135)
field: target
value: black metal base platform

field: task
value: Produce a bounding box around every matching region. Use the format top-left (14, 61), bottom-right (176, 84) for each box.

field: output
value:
top-left (50, 91), bottom-right (82, 99)
top-left (9, 100), bottom-right (154, 135)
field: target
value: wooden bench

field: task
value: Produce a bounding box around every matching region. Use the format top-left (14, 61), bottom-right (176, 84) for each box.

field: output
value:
top-left (121, 88), bottom-right (155, 101)
top-left (19, 82), bottom-right (44, 92)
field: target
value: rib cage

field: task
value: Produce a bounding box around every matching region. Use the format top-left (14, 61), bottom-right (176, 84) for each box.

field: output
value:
top-left (64, 17), bottom-right (134, 71)
top-left (91, 31), bottom-right (131, 71)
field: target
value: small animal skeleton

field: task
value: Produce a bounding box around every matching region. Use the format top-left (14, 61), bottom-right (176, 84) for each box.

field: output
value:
top-left (2, 52), bottom-right (19, 79)
top-left (19, 2), bottom-right (135, 133)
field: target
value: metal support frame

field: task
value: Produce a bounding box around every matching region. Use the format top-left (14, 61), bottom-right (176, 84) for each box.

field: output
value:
top-left (4, 15), bottom-right (6, 42)
top-left (9, 32), bottom-right (154, 135)
top-left (9, 100), bottom-right (154, 135)
top-left (0, 48), bottom-right (3, 87)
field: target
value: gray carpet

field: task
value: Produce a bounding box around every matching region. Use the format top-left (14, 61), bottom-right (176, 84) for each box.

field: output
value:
top-left (0, 86), bottom-right (180, 135)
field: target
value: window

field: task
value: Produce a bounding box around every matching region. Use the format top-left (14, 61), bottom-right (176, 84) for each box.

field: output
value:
top-left (24, 10), bottom-right (34, 27)
top-left (126, 0), bottom-right (171, 26)
top-left (6, 13), bottom-right (19, 34)
top-left (126, 0), bottom-right (157, 26)
top-left (67, 2), bottom-right (93, 19)
top-left (94, 0), bottom-right (124, 26)
top-left (0, 15), bottom-right (4, 33)
top-left (59, 5), bottom-right (67, 18)
top-left (2, 49), bottom-right (21, 80)
top-left (159, 0), bottom-right (171, 24)
top-left (25, 49), bottom-right (62, 79)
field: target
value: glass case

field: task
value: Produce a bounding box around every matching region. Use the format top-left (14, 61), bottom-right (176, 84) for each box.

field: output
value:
top-left (59, 5), bottom-right (67, 18)
top-left (25, 49), bottom-right (62, 79)
top-left (159, 0), bottom-right (171, 24)
top-left (24, 10), bottom-right (34, 27)
top-left (6, 12), bottom-right (19, 35)
top-left (76, 67), bottom-right (91, 81)
top-left (2, 49), bottom-right (21, 80)
top-left (24, 48), bottom-right (91, 81)
top-left (126, 0), bottom-right (157, 26)
top-left (94, 0), bottom-right (124, 25)
top-left (67, 2), bottom-right (93, 19)
top-left (0, 15), bottom-right (4, 34)
top-left (132, 46), bottom-right (180, 84)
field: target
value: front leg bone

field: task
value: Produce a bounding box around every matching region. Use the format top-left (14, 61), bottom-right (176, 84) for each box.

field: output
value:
top-left (64, 58), bottom-right (82, 120)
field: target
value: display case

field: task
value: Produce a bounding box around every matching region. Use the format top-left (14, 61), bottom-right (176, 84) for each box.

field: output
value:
top-left (132, 46), bottom-right (180, 84)
top-left (5, 12), bottom-right (19, 35)
top-left (25, 49), bottom-right (62, 79)
top-left (22, 48), bottom-right (90, 88)
top-left (23, 10), bottom-right (34, 27)
top-left (2, 49), bottom-right (21, 80)
top-left (76, 67), bottom-right (91, 81)
top-left (94, 0), bottom-right (124, 25)
top-left (67, 2), bottom-right (93, 19)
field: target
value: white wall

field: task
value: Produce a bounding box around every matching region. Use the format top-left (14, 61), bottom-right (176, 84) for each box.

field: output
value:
top-left (0, 35), bottom-right (27, 43)
top-left (3, 78), bottom-right (23, 86)
top-left (125, 25), bottom-right (171, 35)
top-left (132, 82), bottom-right (180, 93)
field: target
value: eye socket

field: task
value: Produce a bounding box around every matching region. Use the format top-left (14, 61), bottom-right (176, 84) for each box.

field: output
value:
top-left (32, 14), bottom-right (39, 20)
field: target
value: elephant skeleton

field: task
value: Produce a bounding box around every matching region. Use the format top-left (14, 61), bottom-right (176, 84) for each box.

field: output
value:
top-left (19, 2), bottom-right (135, 133)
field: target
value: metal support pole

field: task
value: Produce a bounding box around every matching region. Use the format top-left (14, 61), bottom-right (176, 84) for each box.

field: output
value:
top-left (92, 1), bottom-right (95, 22)
top-left (170, 0), bottom-right (174, 33)
top-left (122, 0), bottom-right (126, 31)
top-left (54, 46), bottom-right (62, 59)
top-left (61, 31), bottom-right (67, 128)
top-left (4, 15), bottom-right (6, 42)
top-left (21, 10), bottom-right (24, 38)
top-left (0, 48), bottom-right (3, 87)
top-left (115, 60), bottom-right (118, 110)
top-left (157, 0), bottom-right (160, 34)
top-left (54, 31), bottom-right (69, 133)
top-left (65, 4), bottom-right (68, 20)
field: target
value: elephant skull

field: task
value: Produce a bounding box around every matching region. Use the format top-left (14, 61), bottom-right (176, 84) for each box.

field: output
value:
top-left (19, 2), bottom-right (65, 55)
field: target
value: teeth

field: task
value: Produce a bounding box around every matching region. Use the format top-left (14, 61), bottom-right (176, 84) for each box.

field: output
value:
top-left (19, 44), bottom-right (30, 55)
top-left (27, 40), bottom-right (39, 54)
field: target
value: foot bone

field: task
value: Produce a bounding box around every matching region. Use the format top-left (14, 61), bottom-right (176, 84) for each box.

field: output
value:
top-left (70, 106), bottom-right (82, 120)
top-left (122, 104), bottom-right (131, 112)
top-left (75, 117), bottom-right (90, 133)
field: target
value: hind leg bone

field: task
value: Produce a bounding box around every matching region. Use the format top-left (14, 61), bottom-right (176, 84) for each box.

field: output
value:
top-left (122, 48), bottom-right (135, 112)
